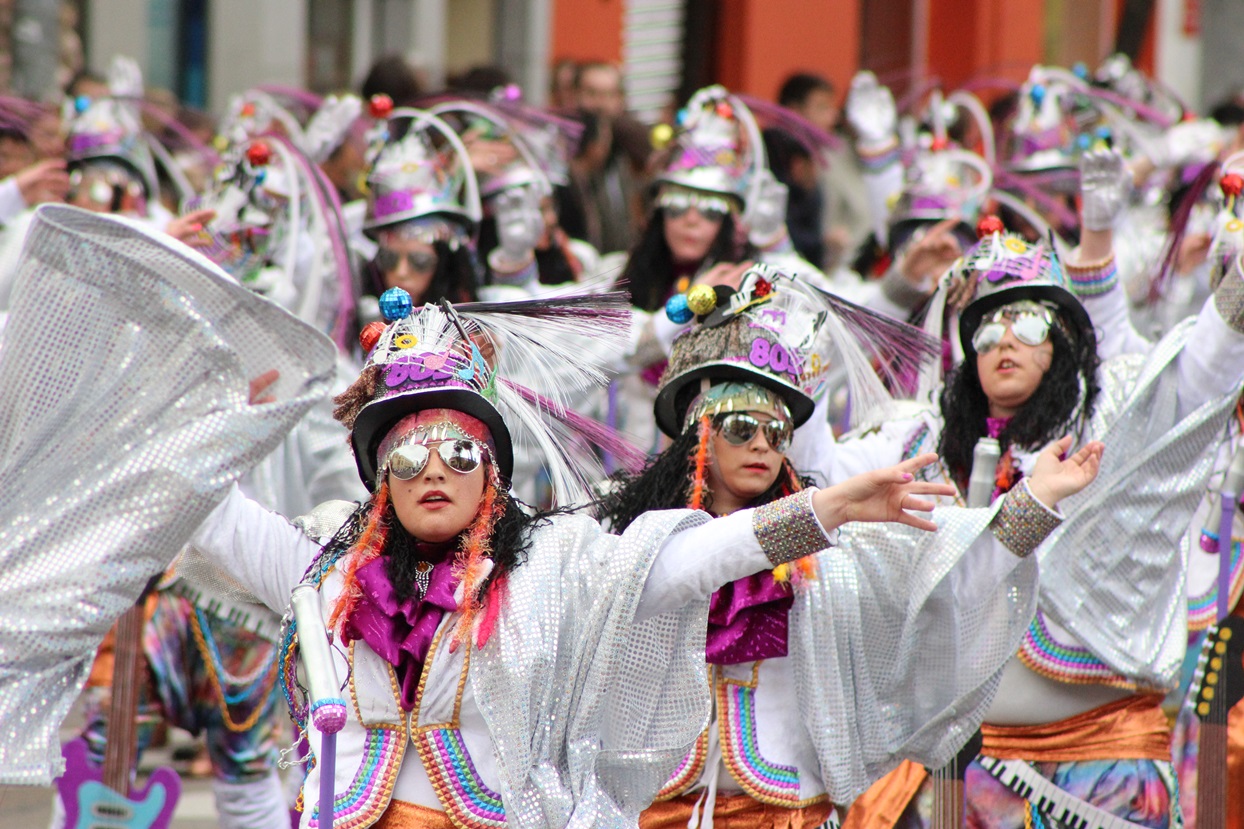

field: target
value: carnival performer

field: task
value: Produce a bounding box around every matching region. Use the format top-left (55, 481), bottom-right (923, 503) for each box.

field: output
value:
top-left (597, 265), bottom-right (1101, 827)
top-left (598, 85), bottom-right (834, 454)
top-left (0, 203), bottom-right (984, 829)
top-left (430, 91), bottom-right (598, 298)
top-left (47, 122), bottom-right (365, 829)
top-left (353, 106), bottom-right (484, 338)
top-left (840, 210), bottom-right (1244, 827)
top-left (0, 98), bottom-right (67, 228)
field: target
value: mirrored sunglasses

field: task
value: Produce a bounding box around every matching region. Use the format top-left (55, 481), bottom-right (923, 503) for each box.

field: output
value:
top-left (713, 412), bottom-right (793, 453)
top-left (386, 439), bottom-right (485, 480)
top-left (663, 203), bottom-right (729, 223)
top-left (971, 305), bottom-right (1053, 354)
top-left (375, 248), bottom-right (438, 274)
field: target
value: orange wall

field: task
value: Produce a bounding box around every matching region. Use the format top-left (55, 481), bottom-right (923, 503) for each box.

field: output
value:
top-left (715, 0), bottom-right (861, 101)
top-left (928, 0), bottom-right (1047, 90)
top-left (551, 0), bottom-right (624, 64)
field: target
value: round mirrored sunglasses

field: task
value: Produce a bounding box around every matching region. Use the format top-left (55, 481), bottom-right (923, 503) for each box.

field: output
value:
top-left (971, 307), bottom-right (1053, 354)
top-left (713, 412), bottom-right (793, 453)
top-left (386, 439), bottom-right (485, 480)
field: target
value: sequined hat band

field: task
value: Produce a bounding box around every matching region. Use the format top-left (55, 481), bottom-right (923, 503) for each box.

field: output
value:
top-left (684, 381), bottom-right (791, 431)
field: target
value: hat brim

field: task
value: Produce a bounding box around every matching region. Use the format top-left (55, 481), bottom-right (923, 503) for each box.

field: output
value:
top-left (351, 388), bottom-right (513, 490)
top-left (362, 210), bottom-right (475, 241)
top-left (958, 283), bottom-right (1091, 355)
top-left (654, 362), bottom-right (815, 439)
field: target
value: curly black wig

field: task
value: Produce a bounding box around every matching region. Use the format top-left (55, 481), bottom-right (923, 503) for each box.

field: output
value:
top-left (596, 420), bottom-right (811, 531)
top-left (937, 314), bottom-right (1101, 492)
top-left (383, 487), bottom-right (549, 603)
top-left (618, 207), bottom-right (756, 311)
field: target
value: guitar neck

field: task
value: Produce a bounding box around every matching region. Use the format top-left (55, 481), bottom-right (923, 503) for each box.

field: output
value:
top-left (101, 603), bottom-right (146, 796)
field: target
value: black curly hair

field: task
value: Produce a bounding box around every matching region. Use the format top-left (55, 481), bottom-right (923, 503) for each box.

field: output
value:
top-left (618, 207), bottom-right (756, 311)
top-left (383, 487), bottom-right (550, 603)
top-left (937, 314), bottom-right (1100, 493)
top-left (596, 419), bottom-right (811, 531)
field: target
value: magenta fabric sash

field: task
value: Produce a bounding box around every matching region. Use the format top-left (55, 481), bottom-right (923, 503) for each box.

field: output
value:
top-left (344, 547), bottom-right (459, 710)
top-left (705, 572), bottom-right (793, 665)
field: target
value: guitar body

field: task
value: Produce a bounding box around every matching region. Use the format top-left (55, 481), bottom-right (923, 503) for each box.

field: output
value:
top-left (57, 738), bottom-right (180, 829)
top-left (55, 602), bottom-right (181, 829)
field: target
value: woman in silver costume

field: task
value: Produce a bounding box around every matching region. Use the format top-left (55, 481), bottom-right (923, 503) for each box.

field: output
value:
top-left (598, 266), bottom-right (1101, 828)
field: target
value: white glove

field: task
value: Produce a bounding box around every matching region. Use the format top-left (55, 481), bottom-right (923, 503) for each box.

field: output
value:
top-left (303, 94), bottom-right (363, 164)
top-left (491, 185), bottom-right (543, 267)
top-left (747, 169), bottom-right (789, 246)
top-left (107, 55), bottom-right (144, 98)
top-left (1079, 148), bottom-right (1131, 231)
top-left (846, 71), bottom-right (897, 151)
top-left (1150, 119), bottom-right (1223, 169)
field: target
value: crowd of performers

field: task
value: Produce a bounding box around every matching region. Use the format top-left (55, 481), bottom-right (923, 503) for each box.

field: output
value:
top-left (3, 51), bottom-right (1244, 829)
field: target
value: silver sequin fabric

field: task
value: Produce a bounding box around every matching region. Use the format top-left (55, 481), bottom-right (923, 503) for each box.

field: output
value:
top-left (0, 206), bottom-right (336, 784)
top-left (791, 504), bottom-right (1037, 803)
top-left (1214, 258), bottom-right (1244, 332)
top-left (1038, 319), bottom-right (1238, 690)
top-left (991, 480), bottom-right (1062, 558)
top-left (471, 509), bottom-right (713, 829)
top-left (754, 488), bottom-right (826, 565)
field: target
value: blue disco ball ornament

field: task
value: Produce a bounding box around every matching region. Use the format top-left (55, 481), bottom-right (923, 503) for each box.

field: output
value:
top-left (379, 287), bottom-right (413, 322)
top-left (1029, 84), bottom-right (1046, 106)
top-left (74, 95), bottom-right (91, 114)
top-left (665, 293), bottom-right (693, 324)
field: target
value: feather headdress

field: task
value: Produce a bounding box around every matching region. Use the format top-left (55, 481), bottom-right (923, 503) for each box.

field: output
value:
top-left (341, 287), bottom-right (643, 507)
top-left (655, 264), bottom-right (940, 436)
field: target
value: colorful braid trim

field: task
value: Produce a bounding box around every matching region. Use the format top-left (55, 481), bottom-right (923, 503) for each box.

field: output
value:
top-left (654, 729), bottom-right (709, 801)
top-left (412, 729), bottom-right (506, 829)
top-left (412, 624), bottom-right (507, 829)
top-left (1017, 610), bottom-right (1135, 689)
top-left (715, 664), bottom-right (807, 806)
top-left (1188, 529), bottom-right (1244, 632)
top-left (308, 726), bottom-right (406, 829)
top-left (1065, 255), bottom-right (1118, 297)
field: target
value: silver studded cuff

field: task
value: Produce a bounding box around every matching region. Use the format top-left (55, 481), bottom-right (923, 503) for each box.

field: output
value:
top-left (1214, 257), bottom-right (1244, 333)
top-left (990, 479), bottom-right (1062, 558)
top-left (753, 488), bottom-right (832, 566)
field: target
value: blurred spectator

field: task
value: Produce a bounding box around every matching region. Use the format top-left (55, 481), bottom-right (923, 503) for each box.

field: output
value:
top-left (550, 58), bottom-right (579, 111)
top-left (762, 127), bottom-right (823, 266)
top-left (360, 55), bottom-right (422, 106)
top-left (569, 62), bottom-right (647, 254)
top-left (778, 72), bottom-right (871, 271)
top-left (449, 64), bottom-right (512, 95)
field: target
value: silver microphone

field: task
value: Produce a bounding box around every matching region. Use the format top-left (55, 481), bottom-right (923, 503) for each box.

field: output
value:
top-left (290, 584), bottom-right (348, 733)
top-left (967, 437), bottom-right (1002, 508)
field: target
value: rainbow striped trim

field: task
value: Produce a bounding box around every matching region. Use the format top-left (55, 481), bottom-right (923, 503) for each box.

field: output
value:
top-left (1065, 255), bottom-right (1117, 297)
top-left (1017, 610), bottom-right (1133, 689)
top-left (655, 730), bottom-right (709, 800)
top-left (309, 726), bottom-right (406, 829)
top-left (414, 727), bottom-right (506, 829)
top-left (716, 679), bottom-right (802, 805)
top-left (1188, 529), bottom-right (1244, 632)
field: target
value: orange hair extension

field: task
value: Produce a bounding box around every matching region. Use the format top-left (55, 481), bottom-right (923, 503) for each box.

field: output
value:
top-left (475, 574), bottom-right (508, 649)
top-left (450, 480), bottom-right (502, 652)
top-left (688, 415), bottom-right (712, 511)
top-left (328, 479), bottom-right (392, 633)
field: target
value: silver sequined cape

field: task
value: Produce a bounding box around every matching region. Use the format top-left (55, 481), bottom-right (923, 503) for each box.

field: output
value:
top-left (791, 503), bottom-right (1037, 803)
top-left (0, 206), bottom-right (336, 784)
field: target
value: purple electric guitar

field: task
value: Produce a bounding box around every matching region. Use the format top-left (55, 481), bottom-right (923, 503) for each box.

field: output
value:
top-left (56, 603), bottom-right (181, 829)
